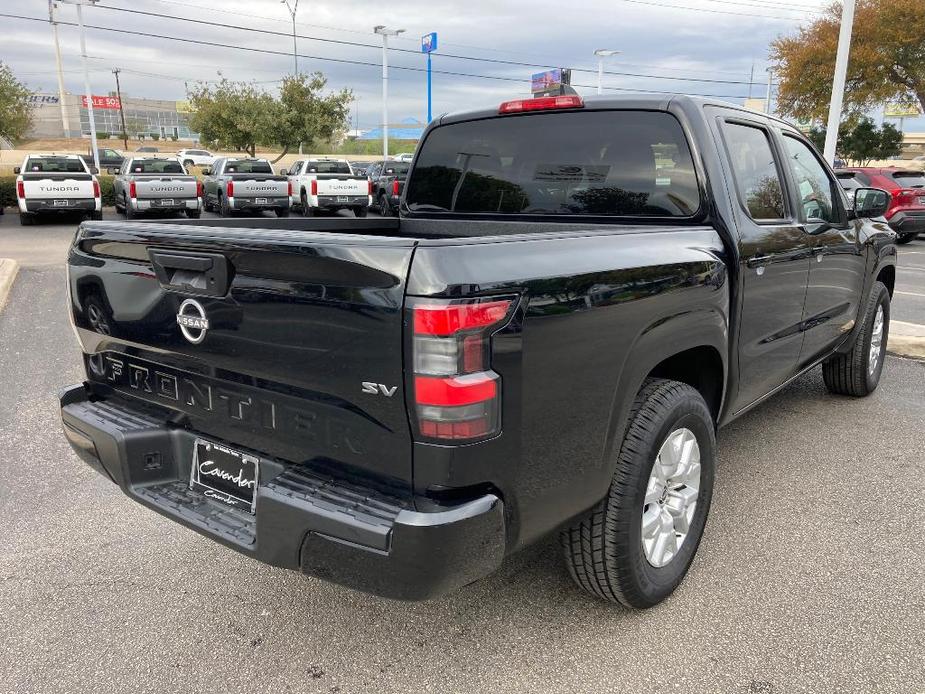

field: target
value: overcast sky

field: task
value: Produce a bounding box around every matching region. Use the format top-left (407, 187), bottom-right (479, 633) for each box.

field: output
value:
top-left (6, 0), bottom-right (925, 132)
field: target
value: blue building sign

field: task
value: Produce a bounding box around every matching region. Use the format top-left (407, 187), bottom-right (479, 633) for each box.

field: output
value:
top-left (421, 32), bottom-right (437, 53)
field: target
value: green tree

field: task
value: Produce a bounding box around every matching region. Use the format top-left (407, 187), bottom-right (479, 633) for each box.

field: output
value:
top-left (771, 0), bottom-right (925, 121)
top-left (273, 73), bottom-right (353, 162)
top-left (187, 79), bottom-right (279, 157)
top-left (0, 62), bottom-right (33, 143)
top-left (807, 118), bottom-right (903, 165)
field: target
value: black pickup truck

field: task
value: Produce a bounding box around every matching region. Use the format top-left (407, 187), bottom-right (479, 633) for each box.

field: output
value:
top-left (60, 94), bottom-right (896, 608)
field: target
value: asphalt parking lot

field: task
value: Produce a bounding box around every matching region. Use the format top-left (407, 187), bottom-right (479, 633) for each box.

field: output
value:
top-left (0, 214), bottom-right (923, 693)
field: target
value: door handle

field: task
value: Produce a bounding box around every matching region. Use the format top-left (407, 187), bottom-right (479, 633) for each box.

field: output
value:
top-left (746, 254), bottom-right (771, 269)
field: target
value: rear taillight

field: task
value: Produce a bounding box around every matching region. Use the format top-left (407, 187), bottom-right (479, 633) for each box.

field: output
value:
top-left (287, 180), bottom-right (293, 196)
top-left (16, 181), bottom-right (24, 198)
top-left (368, 179), bottom-right (374, 195)
top-left (93, 180), bottom-right (101, 199)
top-left (499, 95), bottom-right (584, 114)
top-left (226, 181), bottom-right (234, 197)
top-left (411, 297), bottom-right (515, 441)
top-left (887, 188), bottom-right (920, 217)
top-left (128, 180), bottom-right (136, 199)
top-left (196, 180), bottom-right (203, 197)
top-left (310, 179), bottom-right (318, 196)
top-left (392, 179), bottom-right (400, 196)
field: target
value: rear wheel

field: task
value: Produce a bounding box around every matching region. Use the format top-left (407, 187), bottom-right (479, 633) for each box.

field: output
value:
top-left (19, 212), bottom-right (34, 226)
top-left (896, 233), bottom-right (917, 245)
top-left (125, 197), bottom-right (136, 220)
top-left (90, 210), bottom-right (103, 221)
top-left (186, 209), bottom-right (201, 219)
top-left (822, 281), bottom-right (890, 397)
top-left (379, 193), bottom-right (392, 217)
top-left (275, 207), bottom-right (290, 218)
top-left (354, 206), bottom-right (368, 218)
top-left (219, 194), bottom-right (233, 217)
top-left (561, 378), bottom-right (715, 608)
top-left (301, 192), bottom-right (314, 217)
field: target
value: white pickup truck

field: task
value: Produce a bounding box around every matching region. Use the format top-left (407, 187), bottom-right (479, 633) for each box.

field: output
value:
top-left (14, 154), bottom-right (101, 226)
top-left (284, 158), bottom-right (370, 217)
top-left (111, 157), bottom-right (202, 219)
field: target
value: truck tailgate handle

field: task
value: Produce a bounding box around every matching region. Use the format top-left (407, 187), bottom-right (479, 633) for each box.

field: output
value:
top-left (149, 250), bottom-right (231, 297)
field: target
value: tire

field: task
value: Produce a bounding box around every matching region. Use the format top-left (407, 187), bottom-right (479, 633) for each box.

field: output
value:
top-left (275, 207), bottom-right (290, 218)
top-left (85, 295), bottom-right (114, 336)
top-left (301, 192), bottom-right (314, 217)
top-left (90, 210), bottom-right (103, 221)
top-left (219, 194), bottom-right (233, 218)
top-left (354, 206), bottom-right (368, 218)
top-left (125, 199), bottom-right (136, 220)
top-left (822, 280), bottom-right (890, 397)
top-left (19, 212), bottom-right (34, 226)
top-left (379, 193), bottom-right (392, 217)
top-left (896, 233), bottom-right (917, 245)
top-left (186, 209), bottom-right (201, 219)
top-left (561, 378), bottom-right (715, 608)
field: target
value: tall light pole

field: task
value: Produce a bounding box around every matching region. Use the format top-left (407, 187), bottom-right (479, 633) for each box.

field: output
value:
top-left (48, 0), bottom-right (71, 138)
top-left (59, 0), bottom-right (101, 172)
top-left (281, 0), bottom-right (299, 76)
top-left (593, 49), bottom-right (620, 95)
top-left (823, 0), bottom-right (856, 164)
top-left (765, 67), bottom-right (774, 115)
top-left (374, 25), bottom-right (404, 160)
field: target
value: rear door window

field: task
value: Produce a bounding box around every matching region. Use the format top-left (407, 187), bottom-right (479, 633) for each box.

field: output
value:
top-left (721, 122), bottom-right (786, 221)
top-left (405, 110), bottom-right (700, 217)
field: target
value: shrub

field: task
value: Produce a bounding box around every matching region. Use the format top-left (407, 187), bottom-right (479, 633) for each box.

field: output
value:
top-left (98, 132), bottom-right (110, 139)
top-left (151, 133), bottom-right (160, 141)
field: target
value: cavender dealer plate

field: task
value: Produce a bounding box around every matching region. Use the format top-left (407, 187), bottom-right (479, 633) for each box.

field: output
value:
top-left (190, 439), bottom-right (259, 513)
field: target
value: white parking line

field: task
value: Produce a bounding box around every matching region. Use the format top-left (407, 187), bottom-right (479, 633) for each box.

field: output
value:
top-left (895, 290), bottom-right (925, 298)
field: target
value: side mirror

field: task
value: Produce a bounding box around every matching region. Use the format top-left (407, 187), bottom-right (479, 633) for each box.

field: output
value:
top-left (280, 169), bottom-right (288, 176)
top-left (13, 166), bottom-right (20, 174)
top-left (854, 187), bottom-right (890, 219)
top-left (201, 168), bottom-right (212, 176)
top-left (107, 167), bottom-right (119, 175)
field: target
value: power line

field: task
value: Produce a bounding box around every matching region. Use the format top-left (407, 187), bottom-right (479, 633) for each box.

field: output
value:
top-left (87, 3), bottom-right (767, 87)
top-left (4, 13), bottom-right (753, 99)
top-left (611, 0), bottom-right (819, 20)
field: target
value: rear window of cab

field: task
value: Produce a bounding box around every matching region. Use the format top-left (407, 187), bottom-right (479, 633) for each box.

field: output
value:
top-left (23, 157), bottom-right (86, 173)
top-left (405, 110), bottom-right (701, 218)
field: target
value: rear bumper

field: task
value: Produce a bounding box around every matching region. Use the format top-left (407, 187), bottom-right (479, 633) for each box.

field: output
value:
top-left (20, 198), bottom-right (98, 213)
top-left (229, 196), bottom-right (289, 210)
top-left (59, 383), bottom-right (506, 600)
top-left (887, 210), bottom-right (925, 234)
top-left (312, 195), bottom-right (368, 210)
top-left (132, 198), bottom-right (200, 212)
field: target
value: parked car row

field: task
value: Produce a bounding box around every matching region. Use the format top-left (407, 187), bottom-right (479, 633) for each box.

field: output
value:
top-left (835, 166), bottom-right (925, 243)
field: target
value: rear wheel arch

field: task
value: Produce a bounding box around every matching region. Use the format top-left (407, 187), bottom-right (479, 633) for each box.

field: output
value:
top-left (876, 264), bottom-right (895, 298)
top-left (647, 345), bottom-right (725, 422)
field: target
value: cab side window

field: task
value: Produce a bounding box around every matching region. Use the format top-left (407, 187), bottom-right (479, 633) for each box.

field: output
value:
top-left (782, 135), bottom-right (840, 224)
top-left (722, 122), bottom-right (786, 221)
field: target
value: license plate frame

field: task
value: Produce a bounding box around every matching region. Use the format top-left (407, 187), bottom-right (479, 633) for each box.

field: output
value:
top-left (255, 197), bottom-right (268, 205)
top-left (53, 199), bottom-right (69, 207)
top-left (918, 196), bottom-right (925, 206)
top-left (336, 196), bottom-right (349, 203)
top-left (160, 198), bottom-right (175, 206)
top-left (189, 438), bottom-right (259, 514)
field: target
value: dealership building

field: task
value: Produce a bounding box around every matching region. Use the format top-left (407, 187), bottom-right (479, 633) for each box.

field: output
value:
top-left (27, 92), bottom-right (199, 140)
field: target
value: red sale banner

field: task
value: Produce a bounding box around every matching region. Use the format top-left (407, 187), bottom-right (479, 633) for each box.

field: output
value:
top-left (81, 95), bottom-right (121, 110)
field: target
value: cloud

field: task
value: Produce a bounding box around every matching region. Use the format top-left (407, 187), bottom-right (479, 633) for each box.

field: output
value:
top-left (6, 0), bottom-right (861, 130)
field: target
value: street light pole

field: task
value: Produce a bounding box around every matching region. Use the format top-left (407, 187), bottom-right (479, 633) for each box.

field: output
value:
top-left (823, 0), bottom-right (856, 164)
top-left (58, 0), bottom-right (101, 172)
top-left (765, 67), bottom-right (774, 115)
top-left (374, 25), bottom-right (405, 160)
top-left (593, 49), bottom-right (620, 95)
top-left (281, 0), bottom-right (299, 76)
top-left (48, 0), bottom-right (71, 138)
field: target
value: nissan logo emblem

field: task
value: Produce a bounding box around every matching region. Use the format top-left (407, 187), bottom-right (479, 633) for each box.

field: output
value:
top-left (176, 299), bottom-right (210, 344)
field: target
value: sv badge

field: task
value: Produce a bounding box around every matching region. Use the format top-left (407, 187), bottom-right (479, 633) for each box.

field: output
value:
top-left (362, 382), bottom-right (398, 397)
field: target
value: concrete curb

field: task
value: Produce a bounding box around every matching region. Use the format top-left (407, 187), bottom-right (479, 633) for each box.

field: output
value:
top-left (0, 258), bottom-right (19, 313)
top-left (888, 321), bottom-right (925, 361)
